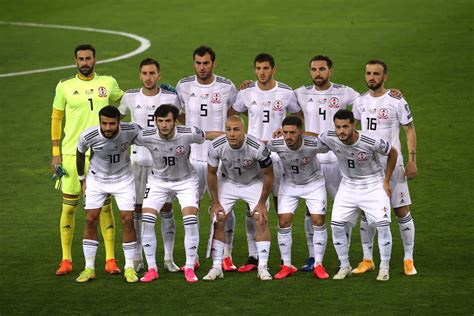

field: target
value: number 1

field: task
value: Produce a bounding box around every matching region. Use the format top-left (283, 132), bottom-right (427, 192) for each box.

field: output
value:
top-left (88, 98), bottom-right (93, 111)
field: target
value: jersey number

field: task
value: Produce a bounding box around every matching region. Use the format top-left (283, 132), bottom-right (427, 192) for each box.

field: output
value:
top-left (201, 104), bottom-right (208, 117)
top-left (88, 98), bottom-right (93, 111)
top-left (163, 156), bottom-right (176, 166)
top-left (347, 159), bottom-right (355, 168)
top-left (263, 110), bottom-right (270, 123)
top-left (291, 165), bottom-right (299, 174)
top-left (366, 118), bottom-right (377, 130)
top-left (144, 188), bottom-right (150, 199)
top-left (233, 166), bottom-right (242, 175)
top-left (319, 108), bottom-right (326, 120)
top-left (147, 114), bottom-right (155, 127)
top-left (108, 154), bottom-right (120, 163)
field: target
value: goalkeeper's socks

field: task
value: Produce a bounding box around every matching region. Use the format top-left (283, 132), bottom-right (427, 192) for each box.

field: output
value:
top-left (83, 239), bottom-right (99, 269)
top-left (100, 197), bottom-right (116, 260)
top-left (60, 196), bottom-right (79, 261)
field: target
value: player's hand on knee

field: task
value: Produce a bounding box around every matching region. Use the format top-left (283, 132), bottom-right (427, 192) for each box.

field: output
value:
top-left (253, 203), bottom-right (268, 225)
top-left (404, 161), bottom-right (418, 180)
top-left (210, 202), bottom-right (225, 221)
top-left (272, 128), bottom-right (283, 139)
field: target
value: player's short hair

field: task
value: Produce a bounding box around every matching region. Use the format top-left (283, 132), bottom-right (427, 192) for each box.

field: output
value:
top-left (99, 105), bottom-right (120, 120)
top-left (155, 104), bottom-right (179, 121)
top-left (140, 58), bottom-right (160, 71)
top-left (309, 55), bottom-right (333, 68)
top-left (366, 59), bottom-right (388, 74)
top-left (333, 109), bottom-right (355, 123)
top-left (193, 45), bottom-right (216, 62)
top-left (75, 44), bottom-right (96, 57)
top-left (254, 53), bottom-right (275, 68)
top-left (282, 116), bottom-right (303, 129)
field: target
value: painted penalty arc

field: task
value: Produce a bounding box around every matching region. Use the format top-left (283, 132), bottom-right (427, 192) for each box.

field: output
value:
top-left (0, 21), bottom-right (151, 78)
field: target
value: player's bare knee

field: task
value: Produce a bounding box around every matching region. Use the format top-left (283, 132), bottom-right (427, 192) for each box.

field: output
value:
top-left (160, 202), bottom-right (172, 213)
top-left (394, 205), bottom-right (410, 218)
top-left (120, 212), bottom-right (134, 226)
top-left (278, 215), bottom-right (292, 228)
top-left (311, 214), bottom-right (325, 226)
top-left (85, 213), bottom-right (99, 228)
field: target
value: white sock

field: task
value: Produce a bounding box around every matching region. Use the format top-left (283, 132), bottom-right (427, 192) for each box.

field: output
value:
top-left (133, 212), bottom-right (143, 261)
top-left (256, 241), bottom-right (271, 269)
top-left (304, 214), bottom-right (315, 258)
top-left (211, 239), bottom-right (224, 270)
top-left (83, 239), bottom-right (99, 270)
top-left (345, 224), bottom-right (352, 248)
top-left (277, 226), bottom-right (292, 266)
top-left (331, 221), bottom-right (350, 268)
top-left (161, 210), bottom-right (176, 261)
top-left (183, 215), bottom-right (199, 270)
top-left (376, 222), bottom-right (392, 269)
top-left (223, 210), bottom-right (235, 258)
top-left (123, 241), bottom-right (137, 269)
top-left (142, 213), bottom-right (158, 270)
top-left (313, 224), bottom-right (327, 265)
top-left (397, 212), bottom-right (415, 260)
top-left (245, 213), bottom-right (258, 258)
top-left (360, 214), bottom-right (375, 260)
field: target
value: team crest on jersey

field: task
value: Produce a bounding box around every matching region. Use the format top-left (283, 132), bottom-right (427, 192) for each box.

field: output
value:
top-left (357, 152), bottom-right (368, 161)
top-left (302, 156), bottom-right (311, 165)
top-left (211, 92), bottom-right (221, 104)
top-left (329, 97), bottom-right (340, 108)
top-left (378, 108), bottom-right (389, 119)
top-left (120, 143), bottom-right (128, 152)
top-left (175, 145), bottom-right (186, 157)
top-left (98, 86), bottom-right (108, 97)
top-left (273, 100), bottom-right (284, 112)
top-left (242, 159), bottom-right (255, 168)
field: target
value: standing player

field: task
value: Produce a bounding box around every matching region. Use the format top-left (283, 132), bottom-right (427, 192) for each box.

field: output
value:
top-left (176, 45), bottom-right (239, 271)
top-left (51, 44), bottom-right (122, 276)
top-left (204, 116), bottom-right (274, 281)
top-left (267, 116), bottom-right (329, 280)
top-left (352, 60), bottom-right (418, 276)
top-left (293, 55), bottom-right (358, 271)
top-left (318, 109), bottom-right (398, 281)
top-left (232, 53), bottom-right (302, 272)
top-left (119, 58), bottom-right (181, 273)
top-left (136, 104), bottom-right (220, 283)
top-left (75, 106), bottom-right (141, 283)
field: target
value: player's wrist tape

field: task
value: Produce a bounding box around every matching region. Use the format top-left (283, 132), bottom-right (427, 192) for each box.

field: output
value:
top-left (52, 146), bottom-right (60, 156)
top-left (78, 175), bottom-right (86, 181)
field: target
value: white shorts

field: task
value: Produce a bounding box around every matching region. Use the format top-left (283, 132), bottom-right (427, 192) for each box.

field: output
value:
top-left (131, 163), bottom-right (151, 205)
top-left (389, 165), bottom-right (412, 208)
top-left (85, 174), bottom-right (135, 211)
top-left (142, 175), bottom-right (199, 212)
top-left (278, 177), bottom-right (326, 215)
top-left (271, 152), bottom-right (282, 196)
top-left (218, 179), bottom-right (269, 215)
top-left (190, 159), bottom-right (208, 199)
top-left (320, 161), bottom-right (342, 200)
top-left (332, 182), bottom-right (391, 227)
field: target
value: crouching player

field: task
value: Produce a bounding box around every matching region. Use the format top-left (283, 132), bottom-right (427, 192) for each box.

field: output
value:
top-left (268, 116), bottom-right (329, 279)
top-left (318, 109), bottom-right (397, 281)
top-left (204, 116), bottom-right (274, 281)
top-left (75, 106), bottom-right (141, 283)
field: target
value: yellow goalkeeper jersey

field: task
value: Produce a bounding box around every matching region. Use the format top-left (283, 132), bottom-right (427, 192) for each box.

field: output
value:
top-left (52, 73), bottom-right (124, 155)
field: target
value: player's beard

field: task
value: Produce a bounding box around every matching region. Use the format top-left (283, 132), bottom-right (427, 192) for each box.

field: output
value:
top-left (101, 127), bottom-right (118, 139)
top-left (313, 77), bottom-right (328, 87)
top-left (79, 65), bottom-right (94, 77)
top-left (367, 80), bottom-right (383, 91)
top-left (196, 71), bottom-right (212, 82)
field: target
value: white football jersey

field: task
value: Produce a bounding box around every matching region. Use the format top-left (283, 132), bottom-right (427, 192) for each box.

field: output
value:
top-left (318, 130), bottom-right (392, 188)
top-left (352, 90), bottom-right (413, 165)
top-left (118, 88), bottom-right (181, 166)
top-left (295, 82), bottom-right (359, 163)
top-left (267, 136), bottom-right (325, 185)
top-left (208, 134), bottom-right (272, 185)
top-left (233, 81), bottom-right (301, 142)
top-left (135, 125), bottom-right (206, 181)
top-left (176, 75), bottom-right (238, 162)
top-left (77, 123), bottom-right (141, 181)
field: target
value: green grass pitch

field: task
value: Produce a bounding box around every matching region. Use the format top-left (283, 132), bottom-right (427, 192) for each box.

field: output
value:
top-left (0, 0), bottom-right (473, 314)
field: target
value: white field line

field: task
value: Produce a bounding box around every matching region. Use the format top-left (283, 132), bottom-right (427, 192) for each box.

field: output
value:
top-left (0, 21), bottom-right (151, 78)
